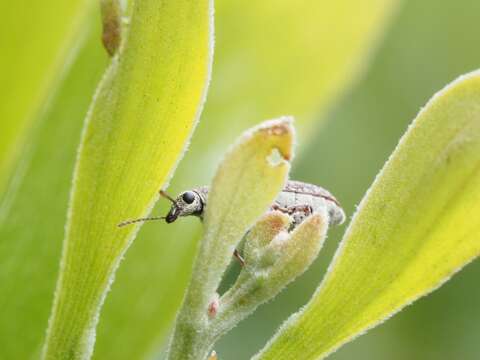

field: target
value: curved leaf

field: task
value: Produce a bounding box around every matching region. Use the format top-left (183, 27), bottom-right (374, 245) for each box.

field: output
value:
top-left (201, 118), bottom-right (293, 292)
top-left (168, 118), bottom-right (293, 359)
top-left (208, 211), bottom-right (328, 345)
top-left (42, 0), bottom-right (214, 358)
top-left (95, 1), bottom-right (400, 358)
top-left (255, 71), bottom-right (480, 359)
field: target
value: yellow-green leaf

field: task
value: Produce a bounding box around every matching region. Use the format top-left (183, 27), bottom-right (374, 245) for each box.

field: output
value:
top-left (0, 19), bottom-right (107, 360)
top-left (208, 211), bottom-right (328, 346)
top-left (42, 0), bottom-right (213, 358)
top-left (255, 71), bottom-right (480, 359)
top-left (95, 1), bottom-right (400, 357)
top-left (168, 118), bottom-right (294, 360)
top-left (0, 0), bottom-right (96, 191)
top-left (202, 117), bottom-right (294, 280)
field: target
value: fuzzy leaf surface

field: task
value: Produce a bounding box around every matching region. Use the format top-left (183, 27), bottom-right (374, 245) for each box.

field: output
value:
top-left (42, 0), bottom-right (213, 358)
top-left (256, 71), bottom-right (480, 359)
top-left (201, 118), bottom-right (294, 295)
top-left (96, 1), bottom-right (400, 357)
top-left (168, 119), bottom-right (294, 359)
top-left (210, 212), bottom-right (328, 342)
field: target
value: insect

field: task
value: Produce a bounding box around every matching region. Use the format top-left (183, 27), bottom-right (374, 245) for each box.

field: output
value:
top-left (118, 181), bottom-right (345, 264)
top-left (119, 180), bottom-right (345, 228)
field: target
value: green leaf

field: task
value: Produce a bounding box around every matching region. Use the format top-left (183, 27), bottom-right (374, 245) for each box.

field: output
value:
top-left (255, 71), bottom-right (480, 360)
top-left (209, 211), bottom-right (328, 343)
top-left (0, 18), bottom-right (107, 360)
top-left (0, 0), bottom-right (96, 191)
top-left (202, 118), bottom-right (294, 284)
top-left (257, 211), bottom-right (328, 298)
top-left (168, 118), bottom-right (294, 360)
top-left (42, 0), bottom-right (213, 358)
top-left (243, 211), bottom-right (292, 261)
top-left (95, 1), bottom-right (400, 358)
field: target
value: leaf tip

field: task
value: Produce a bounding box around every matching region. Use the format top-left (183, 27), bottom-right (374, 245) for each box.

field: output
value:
top-left (252, 116), bottom-right (295, 164)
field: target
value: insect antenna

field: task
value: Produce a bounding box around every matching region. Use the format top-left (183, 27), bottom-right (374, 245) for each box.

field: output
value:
top-left (117, 216), bottom-right (166, 227)
top-left (118, 190), bottom-right (175, 227)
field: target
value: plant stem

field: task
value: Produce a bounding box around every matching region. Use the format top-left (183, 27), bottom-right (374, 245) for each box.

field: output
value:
top-left (167, 317), bottom-right (212, 360)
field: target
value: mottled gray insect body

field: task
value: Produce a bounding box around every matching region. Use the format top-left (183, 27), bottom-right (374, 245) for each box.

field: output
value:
top-left (118, 180), bottom-right (345, 266)
top-left (164, 180), bottom-right (345, 228)
top-left (273, 180), bottom-right (345, 227)
top-left (118, 180), bottom-right (345, 229)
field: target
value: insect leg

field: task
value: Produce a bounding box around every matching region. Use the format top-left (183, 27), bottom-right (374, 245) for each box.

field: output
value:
top-left (233, 248), bottom-right (245, 267)
top-left (159, 189), bottom-right (176, 203)
top-left (271, 203), bottom-right (290, 213)
top-left (288, 204), bottom-right (314, 215)
top-left (286, 204), bottom-right (314, 229)
top-left (272, 203), bottom-right (313, 216)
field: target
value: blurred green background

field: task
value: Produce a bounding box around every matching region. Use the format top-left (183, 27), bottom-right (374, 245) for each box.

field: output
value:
top-left (2, 0), bottom-right (480, 359)
top-left (216, 1), bottom-right (480, 359)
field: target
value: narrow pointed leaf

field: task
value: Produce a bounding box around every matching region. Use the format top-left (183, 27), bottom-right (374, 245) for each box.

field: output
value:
top-left (243, 211), bottom-right (292, 261)
top-left (255, 71), bottom-right (480, 359)
top-left (267, 212), bottom-right (328, 289)
top-left (168, 119), bottom-right (294, 359)
top-left (43, 1), bottom-right (213, 358)
top-left (95, 1), bottom-right (401, 358)
top-left (210, 212), bottom-right (328, 343)
top-left (202, 118), bottom-right (294, 285)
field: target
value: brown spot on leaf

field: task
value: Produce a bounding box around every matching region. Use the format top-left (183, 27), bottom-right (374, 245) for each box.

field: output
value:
top-left (101, 0), bottom-right (122, 56)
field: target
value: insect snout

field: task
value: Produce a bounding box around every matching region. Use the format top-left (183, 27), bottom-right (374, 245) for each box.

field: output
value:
top-left (165, 206), bottom-right (180, 223)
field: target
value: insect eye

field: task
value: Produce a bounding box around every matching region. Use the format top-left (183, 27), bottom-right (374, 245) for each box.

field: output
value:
top-left (182, 191), bottom-right (195, 204)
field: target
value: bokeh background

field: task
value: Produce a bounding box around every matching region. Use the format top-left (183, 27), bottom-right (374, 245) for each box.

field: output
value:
top-left (2, 0), bottom-right (480, 359)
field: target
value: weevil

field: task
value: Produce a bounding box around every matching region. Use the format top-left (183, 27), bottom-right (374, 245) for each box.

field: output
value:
top-left (118, 180), bottom-right (346, 264)
top-left (118, 180), bottom-right (345, 228)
